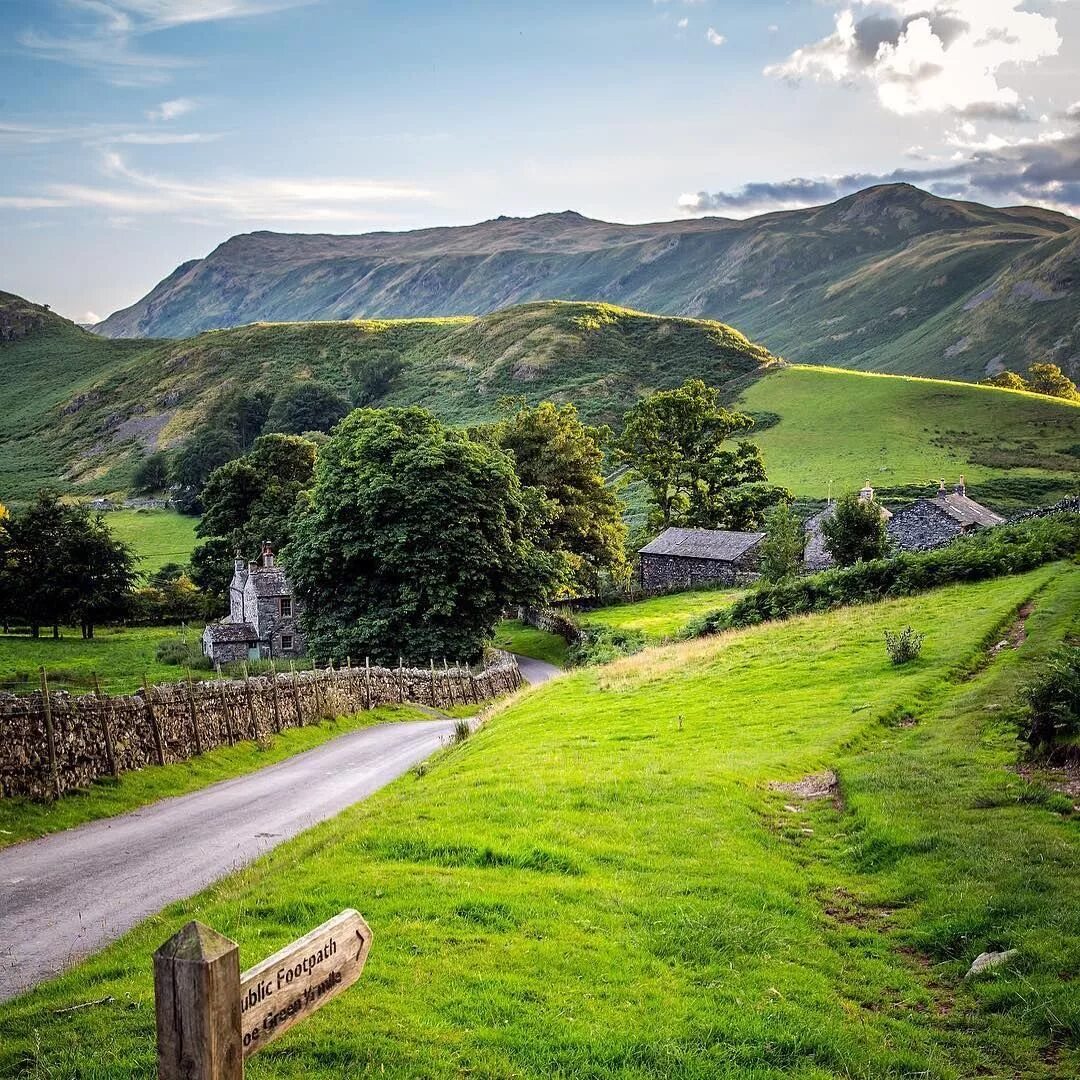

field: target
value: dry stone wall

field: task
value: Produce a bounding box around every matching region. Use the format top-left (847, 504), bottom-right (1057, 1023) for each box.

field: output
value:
top-left (0, 652), bottom-right (522, 801)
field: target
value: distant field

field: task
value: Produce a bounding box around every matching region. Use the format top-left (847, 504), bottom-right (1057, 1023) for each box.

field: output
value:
top-left (579, 586), bottom-right (743, 642)
top-left (5, 566), bottom-right (1077, 1076)
top-left (740, 365), bottom-right (1080, 502)
top-left (105, 508), bottom-right (199, 575)
top-left (0, 624), bottom-right (204, 696)
top-left (493, 620), bottom-right (570, 667)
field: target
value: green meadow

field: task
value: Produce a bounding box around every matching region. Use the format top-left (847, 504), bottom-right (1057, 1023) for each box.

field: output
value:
top-left (578, 586), bottom-right (744, 643)
top-left (3, 564), bottom-right (1077, 1077)
top-left (105, 509), bottom-right (199, 575)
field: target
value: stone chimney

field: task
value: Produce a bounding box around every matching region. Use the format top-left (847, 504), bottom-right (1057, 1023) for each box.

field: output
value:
top-left (261, 540), bottom-right (274, 568)
top-left (938, 478), bottom-right (947, 494)
top-left (955, 475), bottom-right (966, 496)
top-left (234, 552), bottom-right (246, 574)
top-left (859, 478), bottom-right (875, 502)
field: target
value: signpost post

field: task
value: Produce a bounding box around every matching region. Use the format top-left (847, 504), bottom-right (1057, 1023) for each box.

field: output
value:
top-left (154, 910), bottom-right (372, 1079)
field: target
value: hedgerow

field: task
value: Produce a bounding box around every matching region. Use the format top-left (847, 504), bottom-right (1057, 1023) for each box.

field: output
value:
top-left (686, 514), bottom-right (1080, 636)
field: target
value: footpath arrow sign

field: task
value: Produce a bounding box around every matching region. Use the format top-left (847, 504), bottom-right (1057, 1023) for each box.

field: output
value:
top-left (154, 909), bottom-right (372, 1079)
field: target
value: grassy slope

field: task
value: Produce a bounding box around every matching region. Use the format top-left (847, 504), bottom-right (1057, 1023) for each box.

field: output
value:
top-left (578, 587), bottom-right (745, 643)
top-left (3, 566), bottom-right (1076, 1077)
top-left (0, 704), bottom-right (429, 852)
top-left (740, 365), bottom-right (1080, 501)
top-left (105, 509), bottom-right (199, 575)
top-left (492, 620), bottom-right (570, 667)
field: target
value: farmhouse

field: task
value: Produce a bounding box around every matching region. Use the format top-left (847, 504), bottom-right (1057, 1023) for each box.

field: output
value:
top-left (804, 480), bottom-right (892, 571)
top-left (639, 527), bottom-right (764, 591)
top-left (202, 542), bottom-right (306, 665)
top-left (887, 477), bottom-right (1005, 552)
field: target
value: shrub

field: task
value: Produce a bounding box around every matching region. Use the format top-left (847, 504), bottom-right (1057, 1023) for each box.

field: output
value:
top-left (822, 490), bottom-right (889, 566)
top-left (690, 514), bottom-right (1080, 638)
top-left (569, 625), bottom-right (646, 666)
top-left (1020, 646), bottom-right (1080, 751)
top-left (884, 626), bottom-right (923, 665)
top-left (452, 719), bottom-right (471, 744)
top-left (155, 639), bottom-right (212, 670)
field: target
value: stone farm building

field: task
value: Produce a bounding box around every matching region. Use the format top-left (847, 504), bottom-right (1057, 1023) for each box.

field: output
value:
top-left (638, 527), bottom-right (764, 591)
top-left (202, 542), bottom-right (306, 665)
top-left (804, 480), bottom-right (892, 572)
top-left (887, 477), bottom-right (1005, 551)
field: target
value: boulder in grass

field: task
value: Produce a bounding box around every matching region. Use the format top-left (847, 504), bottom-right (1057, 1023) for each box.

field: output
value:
top-left (966, 949), bottom-right (1018, 978)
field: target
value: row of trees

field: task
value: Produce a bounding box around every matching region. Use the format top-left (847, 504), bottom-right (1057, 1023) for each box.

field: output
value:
top-left (983, 362), bottom-right (1078, 401)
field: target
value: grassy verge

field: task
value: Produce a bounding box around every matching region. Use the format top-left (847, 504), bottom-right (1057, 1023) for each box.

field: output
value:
top-left (579, 586), bottom-right (744, 643)
top-left (0, 704), bottom-right (429, 852)
top-left (0, 625), bottom-right (208, 696)
top-left (104, 509), bottom-right (199, 576)
top-left (492, 620), bottom-right (569, 667)
top-left (2, 565), bottom-right (1076, 1077)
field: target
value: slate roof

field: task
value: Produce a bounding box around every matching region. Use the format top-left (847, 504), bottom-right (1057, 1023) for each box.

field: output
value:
top-left (248, 566), bottom-right (291, 597)
top-left (203, 622), bottom-right (259, 643)
top-left (639, 527), bottom-right (765, 561)
top-left (930, 492), bottom-right (1005, 528)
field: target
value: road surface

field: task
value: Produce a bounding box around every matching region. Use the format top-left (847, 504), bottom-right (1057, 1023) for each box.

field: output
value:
top-left (0, 653), bottom-right (562, 1002)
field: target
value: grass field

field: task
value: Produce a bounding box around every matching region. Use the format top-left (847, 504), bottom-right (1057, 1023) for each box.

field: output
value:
top-left (0, 704), bottom-right (428, 852)
top-left (492, 620), bottom-right (570, 667)
top-left (740, 365), bottom-right (1080, 502)
top-left (105, 509), bottom-right (199, 575)
top-left (578, 587), bottom-right (744, 643)
top-left (0, 624), bottom-right (204, 696)
top-left (3, 565), bottom-right (1076, 1077)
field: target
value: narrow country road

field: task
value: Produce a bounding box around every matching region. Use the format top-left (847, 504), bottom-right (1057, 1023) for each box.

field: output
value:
top-left (0, 655), bottom-right (558, 1003)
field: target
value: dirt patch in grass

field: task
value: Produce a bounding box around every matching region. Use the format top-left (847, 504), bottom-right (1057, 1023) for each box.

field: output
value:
top-left (989, 600), bottom-right (1035, 657)
top-left (1018, 759), bottom-right (1080, 807)
top-left (822, 887), bottom-right (902, 930)
top-left (770, 770), bottom-right (839, 801)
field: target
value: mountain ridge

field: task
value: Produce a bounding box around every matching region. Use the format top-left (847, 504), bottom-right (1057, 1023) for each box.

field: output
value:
top-left (92, 184), bottom-right (1080, 382)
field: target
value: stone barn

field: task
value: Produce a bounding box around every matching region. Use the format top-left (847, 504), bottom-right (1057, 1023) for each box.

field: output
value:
top-left (638, 527), bottom-right (764, 591)
top-left (887, 477), bottom-right (1005, 552)
top-left (202, 542), bottom-right (306, 665)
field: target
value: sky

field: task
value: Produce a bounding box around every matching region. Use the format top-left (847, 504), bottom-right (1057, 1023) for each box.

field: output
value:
top-left (2, 0), bottom-right (1078, 322)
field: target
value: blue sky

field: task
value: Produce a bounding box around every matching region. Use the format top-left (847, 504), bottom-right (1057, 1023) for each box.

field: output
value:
top-left (2, 0), bottom-right (1078, 321)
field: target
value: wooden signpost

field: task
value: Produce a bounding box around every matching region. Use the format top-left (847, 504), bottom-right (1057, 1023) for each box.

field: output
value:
top-left (154, 909), bottom-right (372, 1078)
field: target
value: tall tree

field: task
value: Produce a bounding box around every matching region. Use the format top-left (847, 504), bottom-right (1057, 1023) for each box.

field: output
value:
top-left (616, 379), bottom-right (787, 531)
top-left (491, 399), bottom-right (627, 595)
top-left (194, 434), bottom-right (318, 595)
top-left (759, 502), bottom-right (806, 582)
top-left (822, 492), bottom-right (889, 567)
top-left (170, 428), bottom-right (242, 513)
top-left (1026, 363), bottom-right (1079, 401)
top-left (287, 407), bottom-right (558, 664)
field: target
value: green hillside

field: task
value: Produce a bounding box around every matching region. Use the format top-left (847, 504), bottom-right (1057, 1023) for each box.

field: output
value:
top-left (739, 365), bottom-right (1080, 504)
top-left (96, 185), bottom-right (1080, 383)
top-left (2, 291), bottom-right (1077, 511)
top-left (4, 566), bottom-right (1078, 1076)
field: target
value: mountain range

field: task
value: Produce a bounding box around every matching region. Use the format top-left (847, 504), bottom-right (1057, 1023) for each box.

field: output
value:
top-left (94, 184), bottom-right (1079, 382)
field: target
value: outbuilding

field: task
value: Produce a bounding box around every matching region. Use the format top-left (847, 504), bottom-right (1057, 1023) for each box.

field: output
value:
top-left (887, 477), bottom-right (1005, 552)
top-left (638, 527), bottom-right (764, 591)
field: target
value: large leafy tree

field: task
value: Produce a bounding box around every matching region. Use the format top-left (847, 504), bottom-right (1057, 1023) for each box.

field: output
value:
top-left (193, 434), bottom-right (318, 597)
top-left (265, 381), bottom-right (352, 436)
top-left (170, 428), bottom-right (242, 513)
top-left (489, 399), bottom-right (627, 595)
top-left (1026, 363), bottom-right (1079, 401)
top-left (822, 492), bottom-right (889, 567)
top-left (287, 407), bottom-right (558, 664)
top-left (759, 502), bottom-right (806, 582)
top-left (616, 379), bottom-right (787, 531)
top-left (0, 492), bottom-right (136, 638)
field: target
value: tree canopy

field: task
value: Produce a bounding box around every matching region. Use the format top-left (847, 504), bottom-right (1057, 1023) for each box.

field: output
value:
top-left (758, 502), bottom-right (806, 582)
top-left (822, 492), bottom-right (889, 567)
top-left (489, 399), bottom-right (627, 595)
top-left (982, 363), bottom-right (1079, 401)
top-left (265, 380), bottom-right (352, 436)
top-left (287, 407), bottom-right (558, 663)
top-left (616, 379), bottom-right (788, 531)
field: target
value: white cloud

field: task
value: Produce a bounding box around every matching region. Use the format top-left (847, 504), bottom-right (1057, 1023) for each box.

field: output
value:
top-left (2, 150), bottom-right (434, 223)
top-left (706, 27), bottom-right (726, 46)
top-left (677, 17), bottom-right (688, 30)
top-left (18, 0), bottom-right (316, 84)
top-left (765, 1), bottom-right (1063, 121)
top-left (0, 121), bottom-right (218, 146)
top-left (83, 311), bottom-right (102, 323)
top-left (768, 25), bottom-right (779, 34)
top-left (146, 97), bottom-right (196, 121)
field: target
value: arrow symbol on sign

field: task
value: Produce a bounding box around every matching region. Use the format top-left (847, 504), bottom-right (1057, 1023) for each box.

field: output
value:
top-left (355, 929), bottom-right (365, 961)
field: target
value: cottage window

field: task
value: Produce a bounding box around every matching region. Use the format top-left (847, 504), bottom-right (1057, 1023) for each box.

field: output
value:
top-left (281, 634), bottom-right (294, 652)
top-left (279, 597), bottom-right (292, 618)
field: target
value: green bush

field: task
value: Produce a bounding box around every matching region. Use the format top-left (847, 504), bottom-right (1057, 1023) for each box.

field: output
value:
top-left (688, 514), bottom-right (1080, 637)
top-left (1021, 646), bottom-right (1080, 752)
top-left (569, 625), bottom-right (646, 666)
top-left (155, 639), bottom-right (212, 670)
top-left (884, 626), bottom-right (923, 665)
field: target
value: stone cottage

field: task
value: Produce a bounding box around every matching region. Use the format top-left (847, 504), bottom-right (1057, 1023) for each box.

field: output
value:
top-left (804, 480), bottom-right (892, 571)
top-left (887, 477), bottom-right (1005, 552)
top-left (202, 542), bottom-right (306, 665)
top-left (638, 527), bottom-right (765, 591)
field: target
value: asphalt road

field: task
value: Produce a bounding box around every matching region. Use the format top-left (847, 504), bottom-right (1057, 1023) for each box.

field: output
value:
top-left (0, 654), bottom-right (562, 1003)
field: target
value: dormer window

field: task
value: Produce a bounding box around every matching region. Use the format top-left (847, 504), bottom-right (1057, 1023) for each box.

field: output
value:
top-left (280, 597), bottom-right (292, 618)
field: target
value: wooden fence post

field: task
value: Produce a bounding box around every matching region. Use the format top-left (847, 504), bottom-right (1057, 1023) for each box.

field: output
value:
top-left (93, 672), bottom-right (118, 778)
top-left (218, 675), bottom-right (235, 747)
top-left (364, 656), bottom-right (371, 711)
top-left (143, 674), bottom-right (166, 766)
top-left (242, 663), bottom-right (259, 740)
top-left (443, 658), bottom-right (457, 708)
top-left (39, 667), bottom-right (60, 801)
top-left (429, 658), bottom-right (437, 708)
top-left (154, 921), bottom-right (243, 1080)
top-left (269, 660), bottom-right (282, 734)
top-left (289, 662), bottom-right (303, 726)
top-left (397, 657), bottom-right (404, 704)
top-left (186, 669), bottom-right (203, 757)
